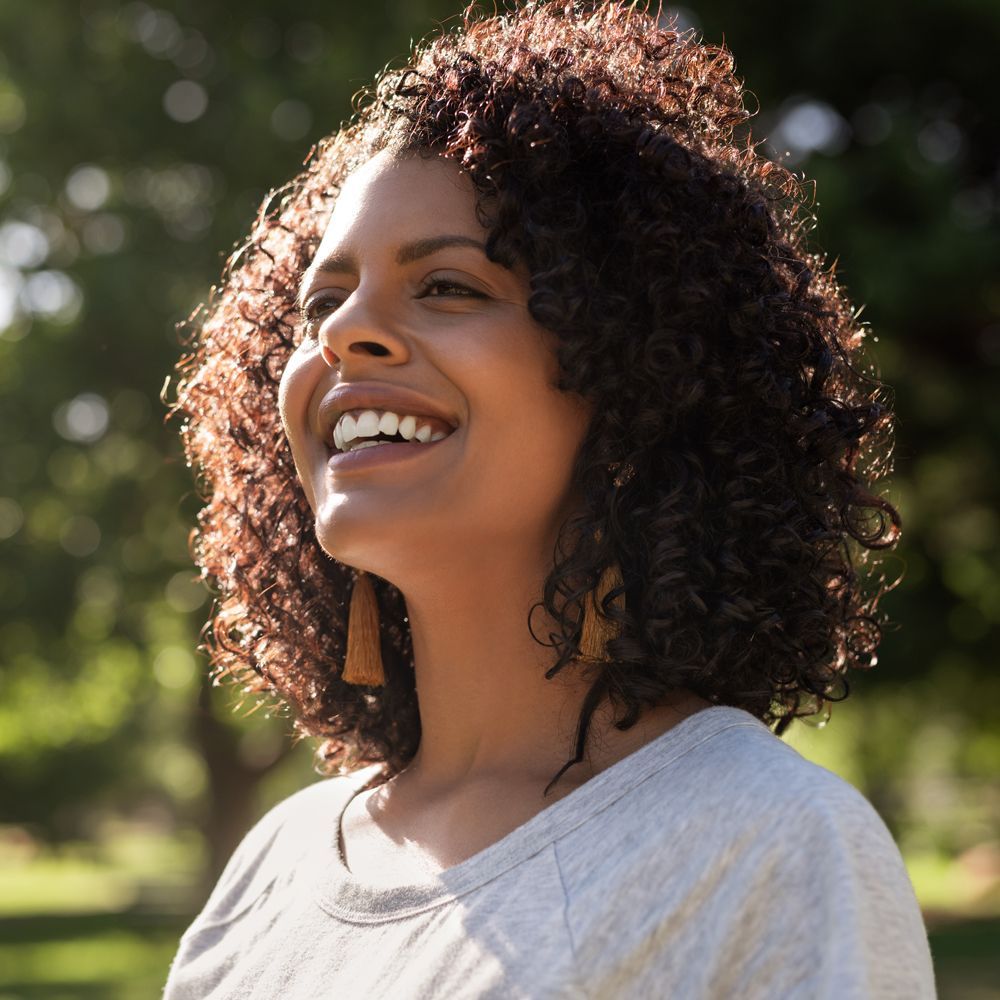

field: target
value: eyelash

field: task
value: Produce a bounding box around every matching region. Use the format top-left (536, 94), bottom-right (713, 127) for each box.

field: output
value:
top-left (299, 279), bottom-right (485, 336)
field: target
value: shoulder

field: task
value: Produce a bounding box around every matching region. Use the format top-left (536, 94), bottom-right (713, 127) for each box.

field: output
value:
top-left (555, 709), bottom-right (936, 998)
top-left (191, 765), bottom-right (378, 928)
top-left (633, 710), bottom-right (893, 846)
top-left (582, 710), bottom-right (910, 893)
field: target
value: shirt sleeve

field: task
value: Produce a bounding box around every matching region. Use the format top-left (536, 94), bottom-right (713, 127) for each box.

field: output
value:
top-left (707, 792), bottom-right (937, 999)
top-left (569, 778), bottom-right (937, 999)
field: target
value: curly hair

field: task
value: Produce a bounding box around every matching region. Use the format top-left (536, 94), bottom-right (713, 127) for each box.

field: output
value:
top-left (169, 0), bottom-right (901, 790)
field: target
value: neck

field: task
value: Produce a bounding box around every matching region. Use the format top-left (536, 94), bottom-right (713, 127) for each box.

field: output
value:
top-left (397, 542), bottom-right (593, 793)
top-left (364, 525), bottom-right (710, 799)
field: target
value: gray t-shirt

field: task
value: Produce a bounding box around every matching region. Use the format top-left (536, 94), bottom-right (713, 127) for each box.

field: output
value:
top-left (162, 706), bottom-right (936, 998)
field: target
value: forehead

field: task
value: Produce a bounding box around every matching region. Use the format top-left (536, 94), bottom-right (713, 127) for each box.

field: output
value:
top-left (315, 151), bottom-right (482, 257)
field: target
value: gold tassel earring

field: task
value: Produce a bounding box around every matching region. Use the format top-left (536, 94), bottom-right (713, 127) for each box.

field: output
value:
top-left (342, 570), bottom-right (385, 686)
top-left (579, 543), bottom-right (625, 662)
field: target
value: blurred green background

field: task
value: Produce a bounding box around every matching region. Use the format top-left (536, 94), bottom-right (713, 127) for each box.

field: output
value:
top-left (1, 1), bottom-right (997, 997)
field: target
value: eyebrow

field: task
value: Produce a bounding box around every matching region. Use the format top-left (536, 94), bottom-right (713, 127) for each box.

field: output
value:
top-left (309, 234), bottom-right (493, 280)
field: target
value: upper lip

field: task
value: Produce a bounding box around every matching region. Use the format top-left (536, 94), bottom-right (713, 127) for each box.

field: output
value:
top-left (315, 381), bottom-right (460, 445)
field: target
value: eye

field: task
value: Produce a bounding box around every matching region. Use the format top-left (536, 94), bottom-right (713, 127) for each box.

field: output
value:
top-left (299, 291), bottom-right (344, 336)
top-left (417, 278), bottom-right (486, 301)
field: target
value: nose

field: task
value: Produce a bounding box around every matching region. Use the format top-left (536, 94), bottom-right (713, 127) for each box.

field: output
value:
top-left (317, 294), bottom-right (410, 370)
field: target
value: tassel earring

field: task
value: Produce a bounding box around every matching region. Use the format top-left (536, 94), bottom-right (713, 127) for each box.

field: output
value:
top-left (579, 553), bottom-right (625, 662)
top-left (342, 570), bottom-right (385, 686)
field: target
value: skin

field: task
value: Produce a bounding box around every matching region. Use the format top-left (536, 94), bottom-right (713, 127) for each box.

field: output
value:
top-left (279, 150), bottom-right (710, 882)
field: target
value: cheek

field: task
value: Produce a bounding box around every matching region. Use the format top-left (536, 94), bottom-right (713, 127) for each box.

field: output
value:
top-left (522, 372), bottom-right (593, 497)
top-left (277, 346), bottom-right (317, 442)
top-left (277, 346), bottom-right (324, 509)
top-left (469, 368), bottom-right (590, 513)
top-left (535, 399), bottom-right (591, 488)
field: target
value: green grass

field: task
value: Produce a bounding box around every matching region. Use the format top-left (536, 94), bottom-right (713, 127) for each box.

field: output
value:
top-left (0, 831), bottom-right (199, 998)
top-left (0, 828), bottom-right (202, 919)
top-left (0, 911), bottom-right (189, 1000)
top-left (1, 841), bottom-right (997, 999)
top-left (0, 911), bottom-right (997, 999)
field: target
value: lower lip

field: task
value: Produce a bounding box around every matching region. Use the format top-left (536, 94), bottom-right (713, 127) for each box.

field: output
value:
top-left (326, 434), bottom-right (454, 472)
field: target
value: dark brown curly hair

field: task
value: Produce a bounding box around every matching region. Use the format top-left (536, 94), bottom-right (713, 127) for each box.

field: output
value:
top-left (169, 0), bottom-right (901, 790)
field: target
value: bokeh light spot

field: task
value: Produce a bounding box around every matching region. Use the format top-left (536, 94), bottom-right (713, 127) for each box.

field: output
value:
top-left (20, 270), bottom-right (83, 323)
top-left (0, 82), bottom-right (26, 133)
top-left (163, 80), bottom-right (208, 123)
top-left (65, 164), bottom-right (111, 211)
top-left (270, 99), bottom-right (313, 141)
top-left (0, 497), bottom-right (25, 540)
top-left (165, 571), bottom-right (207, 613)
top-left (917, 119), bottom-right (963, 164)
top-left (81, 213), bottom-right (127, 254)
top-left (153, 646), bottom-right (197, 689)
top-left (59, 515), bottom-right (101, 557)
top-left (53, 392), bottom-right (110, 444)
top-left (769, 99), bottom-right (851, 164)
top-left (0, 264), bottom-right (24, 329)
top-left (0, 221), bottom-right (50, 268)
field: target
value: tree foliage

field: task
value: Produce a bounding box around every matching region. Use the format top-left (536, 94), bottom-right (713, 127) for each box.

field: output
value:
top-left (1, 0), bottom-right (997, 863)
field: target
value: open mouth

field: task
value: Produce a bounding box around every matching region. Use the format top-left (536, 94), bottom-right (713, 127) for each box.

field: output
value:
top-left (328, 408), bottom-right (455, 455)
top-left (323, 407), bottom-right (458, 472)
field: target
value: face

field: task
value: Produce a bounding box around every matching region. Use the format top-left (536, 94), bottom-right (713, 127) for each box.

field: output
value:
top-left (278, 150), bottom-right (593, 584)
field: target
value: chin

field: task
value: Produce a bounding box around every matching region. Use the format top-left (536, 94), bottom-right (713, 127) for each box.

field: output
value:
top-left (312, 511), bottom-right (395, 577)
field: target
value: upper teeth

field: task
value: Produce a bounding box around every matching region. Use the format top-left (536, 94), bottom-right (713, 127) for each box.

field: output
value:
top-left (332, 409), bottom-right (451, 452)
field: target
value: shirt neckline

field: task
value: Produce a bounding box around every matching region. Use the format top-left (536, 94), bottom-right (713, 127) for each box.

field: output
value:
top-left (313, 704), bottom-right (765, 923)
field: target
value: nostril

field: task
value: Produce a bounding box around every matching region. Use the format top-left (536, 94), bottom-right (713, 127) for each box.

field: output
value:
top-left (350, 342), bottom-right (391, 356)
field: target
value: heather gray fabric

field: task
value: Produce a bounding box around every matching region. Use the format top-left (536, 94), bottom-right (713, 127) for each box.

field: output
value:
top-left (162, 706), bottom-right (936, 999)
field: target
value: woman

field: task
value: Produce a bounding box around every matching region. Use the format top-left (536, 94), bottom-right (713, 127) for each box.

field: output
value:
top-left (163, 2), bottom-right (936, 997)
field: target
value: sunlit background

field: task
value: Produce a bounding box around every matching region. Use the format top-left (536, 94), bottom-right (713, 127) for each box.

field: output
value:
top-left (1, 2), bottom-right (998, 997)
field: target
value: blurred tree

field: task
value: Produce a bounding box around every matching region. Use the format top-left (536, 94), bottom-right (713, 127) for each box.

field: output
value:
top-left (0, 0), bottom-right (462, 878)
top-left (694, 0), bottom-right (1000, 853)
top-left (0, 0), bottom-right (997, 881)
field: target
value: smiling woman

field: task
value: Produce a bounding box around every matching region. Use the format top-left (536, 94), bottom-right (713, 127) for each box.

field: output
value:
top-left (163, 2), bottom-right (935, 997)
top-left (279, 152), bottom-right (595, 641)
